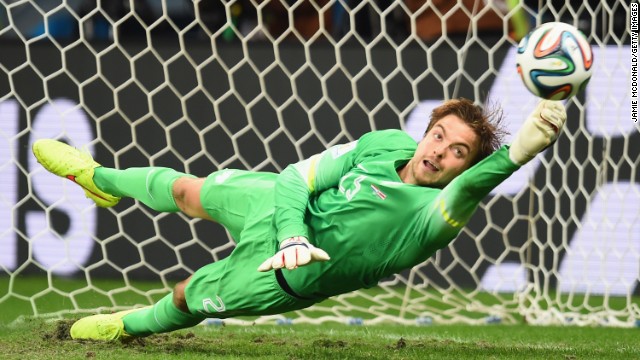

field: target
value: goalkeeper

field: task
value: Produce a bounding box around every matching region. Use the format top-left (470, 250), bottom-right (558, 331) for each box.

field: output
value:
top-left (32, 98), bottom-right (566, 340)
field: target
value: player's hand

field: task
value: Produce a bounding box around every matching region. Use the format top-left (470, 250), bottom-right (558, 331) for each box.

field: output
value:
top-left (509, 100), bottom-right (567, 165)
top-left (257, 236), bottom-right (330, 272)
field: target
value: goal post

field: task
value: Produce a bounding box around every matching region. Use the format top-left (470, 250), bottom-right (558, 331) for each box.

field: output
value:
top-left (0, 0), bottom-right (638, 327)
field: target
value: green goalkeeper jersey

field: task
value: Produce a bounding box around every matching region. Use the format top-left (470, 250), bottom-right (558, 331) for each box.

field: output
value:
top-left (274, 129), bottom-right (519, 300)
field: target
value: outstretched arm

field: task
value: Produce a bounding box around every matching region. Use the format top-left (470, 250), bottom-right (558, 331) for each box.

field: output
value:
top-left (425, 100), bottom-right (567, 243)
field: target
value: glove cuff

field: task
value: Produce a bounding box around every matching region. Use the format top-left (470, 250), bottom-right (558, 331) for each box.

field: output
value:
top-left (279, 237), bottom-right (310, 249)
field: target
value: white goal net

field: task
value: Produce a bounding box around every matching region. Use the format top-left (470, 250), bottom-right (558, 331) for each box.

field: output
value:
top-left (1, 0), bottom-right (638, 327)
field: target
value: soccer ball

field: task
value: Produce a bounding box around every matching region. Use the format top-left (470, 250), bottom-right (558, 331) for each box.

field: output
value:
top-left (516, 22), bottom-right (593, 100)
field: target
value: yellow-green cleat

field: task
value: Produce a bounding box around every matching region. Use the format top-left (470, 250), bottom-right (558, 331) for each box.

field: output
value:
top-left (70, 307), bottom-right (147, 341)
top-left (32, 139), bottom-right (120, 208)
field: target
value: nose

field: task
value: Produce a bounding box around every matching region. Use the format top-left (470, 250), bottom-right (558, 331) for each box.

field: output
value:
top-left (433, 145), bottom-right (446, 158)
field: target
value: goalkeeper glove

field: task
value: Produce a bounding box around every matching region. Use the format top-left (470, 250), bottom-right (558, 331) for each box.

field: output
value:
top-left (257, 236), bottom-right (330, 272)
top-left (509, 100), bottom-right (567, 166)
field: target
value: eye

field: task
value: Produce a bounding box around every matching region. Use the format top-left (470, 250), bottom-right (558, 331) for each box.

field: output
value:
top-left (433, 133), bottom-right (443, 140)
top-left (452, 147), bottom-right (465, 158)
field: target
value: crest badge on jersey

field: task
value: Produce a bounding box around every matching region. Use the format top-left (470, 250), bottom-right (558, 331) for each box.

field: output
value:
top-left (370, 184), bottom-right (387, 200)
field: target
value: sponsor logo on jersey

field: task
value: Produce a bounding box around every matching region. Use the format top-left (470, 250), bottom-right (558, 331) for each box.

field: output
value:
top-left (371, 184), bottom-right (387, 200)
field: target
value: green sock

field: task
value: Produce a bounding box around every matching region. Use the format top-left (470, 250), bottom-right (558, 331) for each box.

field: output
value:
top-left (122, 293), bottom-right (204, 336)
top-left (93, 167), bottom-right (192, 212)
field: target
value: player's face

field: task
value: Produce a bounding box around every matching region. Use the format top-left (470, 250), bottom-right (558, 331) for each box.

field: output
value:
top-left (401, 115), bottom-right (479, 188)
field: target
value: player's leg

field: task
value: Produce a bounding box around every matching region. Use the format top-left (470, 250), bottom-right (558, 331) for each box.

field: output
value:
top-left (118, 276), bottom-right (204, 337)
top-left (93, 166), bottom-right (197, 213)
top-left (32, 139), bottom-right (211, 218)
top-left (70, 238), bottom-right (316, 341)
top-left (171, 177), bottom-right (213, 220)
top-left (70, 275), bottom-right (205, 340)
top-left (197, 169), bottom-right (279, 241)
top-left (114, 215), bottom-right (316, 340)
top-left (95, 167), bottom-right (217, 220)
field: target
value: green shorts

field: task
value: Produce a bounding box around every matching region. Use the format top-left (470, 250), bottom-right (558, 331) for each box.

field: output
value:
top-left (184, 169), bottom-right (317, 318)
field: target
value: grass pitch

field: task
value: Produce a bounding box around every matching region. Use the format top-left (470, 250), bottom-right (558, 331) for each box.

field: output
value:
top-left (1, 318), bottom-right (639, 359)
top-left (2, 276), bottom-right (639, 359)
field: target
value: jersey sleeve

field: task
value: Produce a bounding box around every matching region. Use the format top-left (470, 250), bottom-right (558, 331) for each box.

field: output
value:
top-left (273, 141), bottom-right (359, 241)
top-left (421, 145), bottom-right (521, 246)
top-left (274, 130), bottom-right (415, 242)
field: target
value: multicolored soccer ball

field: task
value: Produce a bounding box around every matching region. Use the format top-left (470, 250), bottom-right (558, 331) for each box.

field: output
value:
top-left (516, 22), bottom-right (593, 100)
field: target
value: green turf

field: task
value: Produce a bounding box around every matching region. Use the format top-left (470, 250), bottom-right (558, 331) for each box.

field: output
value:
top-left (2, 275), bottom-right (639, 359)
top-left (2, 275), bottom-right (639, 325)
top-left (0, 319), bottom-right (638, 360)
top-left (0, 275), bottom-right (171, 323)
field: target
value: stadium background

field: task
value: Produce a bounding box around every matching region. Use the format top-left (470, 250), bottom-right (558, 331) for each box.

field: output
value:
top-left (0, 0), bottom-right (638, 325)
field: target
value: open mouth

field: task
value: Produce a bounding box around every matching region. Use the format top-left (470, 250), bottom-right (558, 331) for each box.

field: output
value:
top-left (423, 159), bottom-right (440, 172)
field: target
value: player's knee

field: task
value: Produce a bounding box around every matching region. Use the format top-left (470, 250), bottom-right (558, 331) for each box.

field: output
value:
top-left (172, 177), bottom-right (211, 220)
top-left (173, 277), bottom-right (192, 313)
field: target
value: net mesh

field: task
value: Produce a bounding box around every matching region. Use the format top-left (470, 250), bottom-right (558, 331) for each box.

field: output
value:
top-left (0, 0), bottom-right (638, 326)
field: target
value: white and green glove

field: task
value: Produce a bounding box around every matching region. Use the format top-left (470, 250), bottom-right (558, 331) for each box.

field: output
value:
top-left (257, 236), bottom-right (330, 272)
top-left (509, 100), bottom-right (567, 166)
